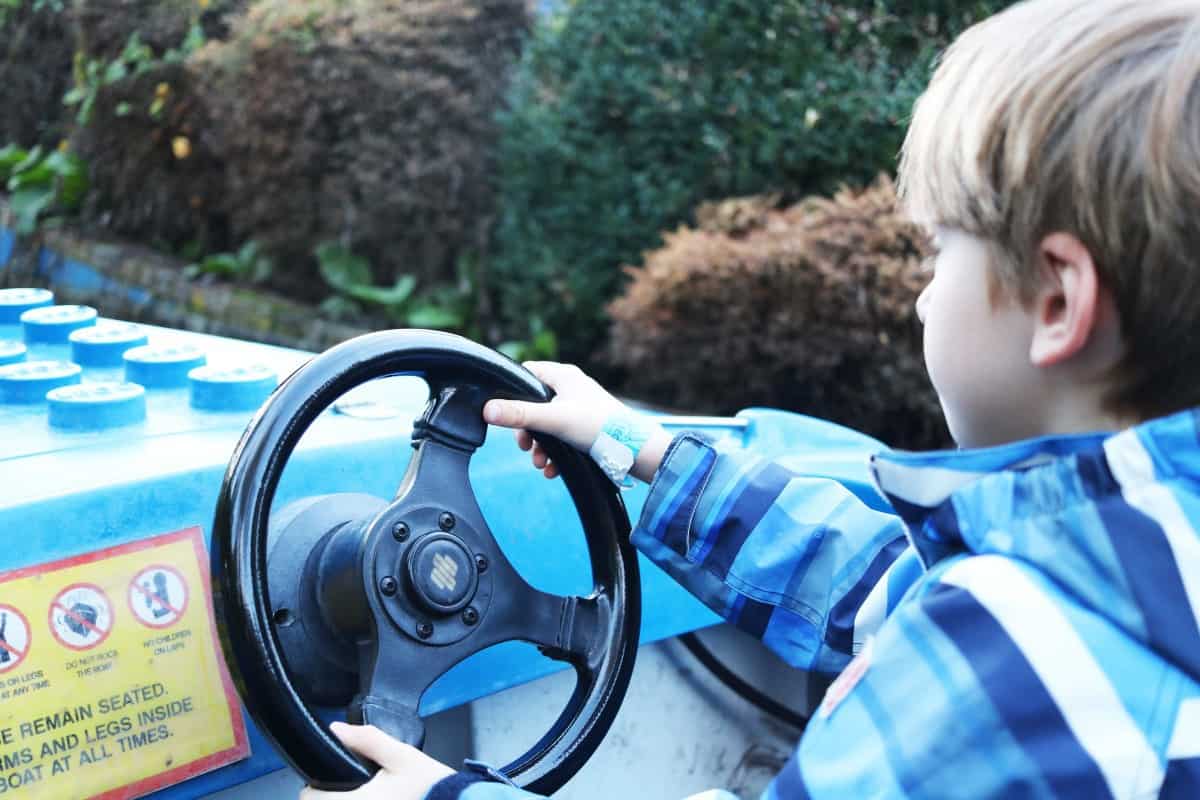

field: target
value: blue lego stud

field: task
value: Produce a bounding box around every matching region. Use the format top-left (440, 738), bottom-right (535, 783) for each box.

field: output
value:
top-left (124, 343), bottom-right (207, 389)
top-left (70, 321), bottom-right (150, 367)
top-left (0, 360), bottom-right (82, 403)
top-left (20, 304), bottom-right (98, 344)
top-left (0, 340), bottom-right (26, 366)
top-left (189, 364), bottom-right (278, 412)
top-left (0, 288), bottom-right (54, 325)
top-left (47, 382), bottom-right (147, 430)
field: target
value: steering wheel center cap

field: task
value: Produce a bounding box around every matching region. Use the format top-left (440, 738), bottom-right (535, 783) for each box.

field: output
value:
top-left (406, 533), bottom-right (478, 613)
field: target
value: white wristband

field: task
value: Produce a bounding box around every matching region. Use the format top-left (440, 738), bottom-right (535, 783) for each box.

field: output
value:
top-left (588, 411), bottom-right (656, 488)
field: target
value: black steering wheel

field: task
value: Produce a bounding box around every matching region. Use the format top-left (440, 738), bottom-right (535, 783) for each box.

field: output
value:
top-left (211, 330), bottom-right (641, 793)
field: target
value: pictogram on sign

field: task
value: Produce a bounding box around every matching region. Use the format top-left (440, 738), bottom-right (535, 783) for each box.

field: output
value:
top-left (49, 582), bottom-right (113, 651)
top-left (0, 603), bottom-right (30, 673)
top-left (128, 564), bottom-right (188, 629)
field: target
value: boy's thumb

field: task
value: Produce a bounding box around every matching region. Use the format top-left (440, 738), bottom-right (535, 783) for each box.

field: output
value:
top-left (328, 722), bottom-right (407, 767)
top-left (483, 398), bottom-right (552, 432)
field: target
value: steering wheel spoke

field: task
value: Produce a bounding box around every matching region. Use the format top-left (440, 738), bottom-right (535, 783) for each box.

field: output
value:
top-left (481, 584), bottom-right (610, 667)
top-left (350, 633), bottom-right (447, 748)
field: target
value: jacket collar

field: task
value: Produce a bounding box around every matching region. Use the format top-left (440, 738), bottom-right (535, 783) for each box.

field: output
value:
top-left (870, 409), bottom-right (1200, 563)
top-left (869, 408), bottom-right (1200, 679)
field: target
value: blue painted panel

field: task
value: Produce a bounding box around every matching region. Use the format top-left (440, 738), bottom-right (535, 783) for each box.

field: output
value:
top-left (0, 228), bottom-right (13, 267)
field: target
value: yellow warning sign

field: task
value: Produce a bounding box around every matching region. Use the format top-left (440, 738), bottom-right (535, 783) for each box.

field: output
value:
top-left (0, 527), bottom-right (249, 799)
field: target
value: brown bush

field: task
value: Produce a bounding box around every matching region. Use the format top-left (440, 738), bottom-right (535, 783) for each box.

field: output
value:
top-left (606, 176), bottom-right (951, 451)
top-left (72, 0), bottom-right (243, 59)
top-left (192, 0), bottom-right (528, 300)
top-left (0, 4), bottom-right (74, 148)
top-left (72, 63), bottom-right (227, 252)
top-left (68, 0), bottom-right (248, 251)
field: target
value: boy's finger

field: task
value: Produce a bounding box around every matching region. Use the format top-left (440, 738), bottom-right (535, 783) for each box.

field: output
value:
top-left (522, 360), bottom-right (586, 392)
top-left (543, 462), bottom-right (558, 479)
top-left (483, 398), bottom-right (556, 433)
top-left (515, 429), bottom-right (534, 451)
top-left (532, 444), bottom-right (548, 469)
top-left (328, 721), bottom-right (410, 769)
top-left (520, 360), bottom-right (561, 385)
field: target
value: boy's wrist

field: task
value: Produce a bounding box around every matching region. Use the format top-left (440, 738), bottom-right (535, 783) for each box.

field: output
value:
top-left (586, 410), bottom-right (669, 487)
top-left (630, 426), bottom-right (673, 484)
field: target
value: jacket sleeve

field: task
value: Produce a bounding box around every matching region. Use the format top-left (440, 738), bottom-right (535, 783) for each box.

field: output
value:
top-left (424, 773), bottom-right (543, 800)
top-left (631, 433), bottom-right (922, 674)
top-left (426, 774), bottom-right (744, 800)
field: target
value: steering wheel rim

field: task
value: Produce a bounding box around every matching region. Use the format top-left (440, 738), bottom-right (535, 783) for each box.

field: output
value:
top-left (211, 329), bottom-right (641, 793)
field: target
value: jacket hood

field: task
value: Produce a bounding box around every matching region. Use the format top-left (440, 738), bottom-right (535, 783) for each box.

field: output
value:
top-left (869, 408), bottom-right (1200, 683)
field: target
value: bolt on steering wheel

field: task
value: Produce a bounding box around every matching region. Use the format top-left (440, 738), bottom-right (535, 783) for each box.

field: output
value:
top-left (211, 330), bottom-right (641, 793)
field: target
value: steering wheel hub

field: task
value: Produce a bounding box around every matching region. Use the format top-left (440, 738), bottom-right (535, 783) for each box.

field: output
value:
top-left (406, 533), bottom-right (477, 613)
top-left (371, 505), bottom-right (495, 648)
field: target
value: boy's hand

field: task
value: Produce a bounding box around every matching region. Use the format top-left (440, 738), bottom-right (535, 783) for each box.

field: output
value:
top-left (298, 722), bottom-right (454, 800)
top-left (482, 361), bottom-right (671, 483)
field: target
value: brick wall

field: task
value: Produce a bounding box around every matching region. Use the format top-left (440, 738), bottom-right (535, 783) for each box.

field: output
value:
top-left (0, 203), bottom-right (376, 353)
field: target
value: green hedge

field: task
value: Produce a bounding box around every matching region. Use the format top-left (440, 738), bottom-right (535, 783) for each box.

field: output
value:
top-left (491, 0), bottom-right (1013, 365)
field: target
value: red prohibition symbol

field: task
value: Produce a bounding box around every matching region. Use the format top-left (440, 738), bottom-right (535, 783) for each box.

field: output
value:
top-left (128, 564), bottom-right (189, 629)
top-left (0, 604), bottom-right (31, 673)
top-left (49, 582), bottom-right (114, 651)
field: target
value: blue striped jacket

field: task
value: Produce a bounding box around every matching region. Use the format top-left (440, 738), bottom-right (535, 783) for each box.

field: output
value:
top-left (429, 409), bottom-right (1200, 799)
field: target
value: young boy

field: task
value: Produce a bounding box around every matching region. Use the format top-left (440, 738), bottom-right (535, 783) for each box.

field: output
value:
top-left (301, 0), bottom-right (1200, 797)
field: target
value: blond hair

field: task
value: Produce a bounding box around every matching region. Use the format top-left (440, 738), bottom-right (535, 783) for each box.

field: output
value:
top-left (898, 0), bottom-right (1200, 419)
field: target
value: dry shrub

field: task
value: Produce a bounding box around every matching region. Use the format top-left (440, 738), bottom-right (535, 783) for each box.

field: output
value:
top-left (194, 0), bottom-right (528, 299)
top-left (72, 0), bottom-right (237, 58)
top-left (0, 3), bottom-right (74, 148)
top-left (73, 63), bottom-right (227, 251)
top-left (69, 1), bottom-right (247, 251)
top-left (607, 175), bottom-right (951, 451)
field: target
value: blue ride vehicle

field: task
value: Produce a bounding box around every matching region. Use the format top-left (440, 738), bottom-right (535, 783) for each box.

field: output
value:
top-left (0, 286), bottom-right (885, 800)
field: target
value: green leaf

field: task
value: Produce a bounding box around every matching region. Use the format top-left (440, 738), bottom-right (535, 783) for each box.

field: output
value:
top-left (235, 240), bottom-right (254, 261)
top-left (315, 242), bottom-right (373, 293)
top-left (10, 187), bottom-right (56, 235)
top-left (319, 295), bottom-right (362, 320)
top-left (10, 145), bottom-right (43, 177)
top-left (202, 254), bottom-right (241, 277)
top-left (115, 101), bottom-right (132, 117)
top-left (7, 163), bottom-right (54, 193)
top-left (62, 87), bottom-right (88, 107)
top-left (77, 94), bottom-right (97, 125)
top-left (0, 145), bottom-right (28, 182)
top-left (345, 275), bottom-right (416, 307)
top-left (102, 60), bottom-right (128, 84)
top-left (316, 242), bottom-right (416, 307)
top-left (249, 256), bottom-right (274, 284)
top-left (532, 329), bottom-right (559, 359)
top-left (497, 341), bottom-right (525, 361)
top-left (405, 304), bottom-right (464, 330)
top-left (181, 22), bottom-right (206, 56)
top-left (42, 151), bottom-right (88, 209)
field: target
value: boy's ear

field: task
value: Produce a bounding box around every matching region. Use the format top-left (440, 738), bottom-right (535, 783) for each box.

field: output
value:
top-left (1028, 232), bottom-right (1113, 367)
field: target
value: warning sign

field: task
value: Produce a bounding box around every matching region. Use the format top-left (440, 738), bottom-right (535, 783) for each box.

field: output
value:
top-left (0, 527), bottom-right (249, 799)
top-left (0, 605), bottom-right (30, 675)
top-left (50, 584), bottom-right (113, 651)
top-left (127, 567), bottom-right (188, 630)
